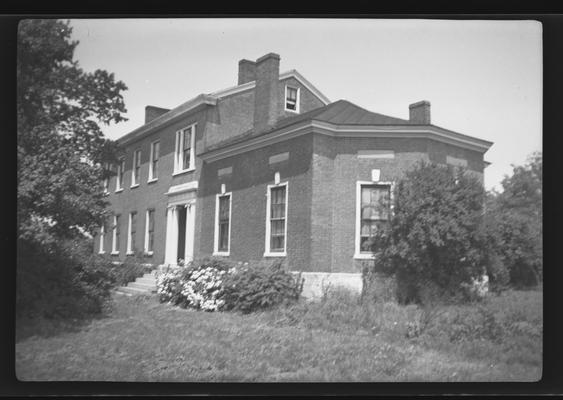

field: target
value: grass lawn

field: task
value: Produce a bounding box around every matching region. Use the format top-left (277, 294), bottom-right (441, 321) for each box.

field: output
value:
top-left (15, 289), bottom-right (542, 382)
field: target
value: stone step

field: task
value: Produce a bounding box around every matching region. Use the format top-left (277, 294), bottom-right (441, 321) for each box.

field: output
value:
top-left (136, 277), bottom-right (156, 285)
top-left (128, 281), bottom-right (156, 291)
top-left (118, 285), bottom-right (153, 295)
top-left (114, 289), bottom-right (132, 297)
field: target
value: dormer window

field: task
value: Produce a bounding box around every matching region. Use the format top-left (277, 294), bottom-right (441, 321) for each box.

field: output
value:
top-left (174, 124), bottom-right (196, 175)
top-left (285, 86), bottom-right (300, 113)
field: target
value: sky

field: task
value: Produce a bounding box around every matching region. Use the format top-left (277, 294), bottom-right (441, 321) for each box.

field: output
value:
top-left (69, 18), bottom-right (542, 191)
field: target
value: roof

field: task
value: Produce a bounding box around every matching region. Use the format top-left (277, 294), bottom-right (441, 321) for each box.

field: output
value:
top-left (205, 100), bottom-right (412, 151)
top-left (201, 99), bottom-right (494, 161)
top-left (116, 70), bottom-right (330, 146)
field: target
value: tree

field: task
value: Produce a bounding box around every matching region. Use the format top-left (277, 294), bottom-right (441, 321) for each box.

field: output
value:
top-left (367, 161), bottom-right (489, 304)
top-left (17, 19), bottom-right (127, 247)
top-left (485, 152), bottom-right (542, 287)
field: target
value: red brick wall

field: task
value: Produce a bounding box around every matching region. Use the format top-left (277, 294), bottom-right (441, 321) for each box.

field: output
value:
top-left (198, 134), bottom-right (314, 270)
top-left (310, 134), bottom-right (485, 273)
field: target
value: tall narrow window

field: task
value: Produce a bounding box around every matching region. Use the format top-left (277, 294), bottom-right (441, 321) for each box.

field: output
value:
top-left (102, 162), bottom-right (110, 194)
top-left (265, 183), bottom-right (288, 256)
top-left (356, 183), bottom-right (391, 256)
top-left (112, 214), bottom-right (120, 254)
top-left (132, 149), bottom-right (141, 187)
top-left (214, 193), bottom-right (231, 255)
top-left (145, 209), bottom-right (155, 254)
top-left (149, 141), bottom-right (160, 181)
top-left (174, 124), bottom-right (195, 173)
top-left (285, 86), bottom-right (299, 112)
top-left (116, 159), bottom-right (125, 191)
top-left (127, 211), bottom-right (137, 255)
top-left (98, 222), bottom-right (105, 254)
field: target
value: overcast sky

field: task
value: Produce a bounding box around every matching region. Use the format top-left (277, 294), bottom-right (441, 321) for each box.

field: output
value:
top-left (69, 18), bottom-right (542, 191)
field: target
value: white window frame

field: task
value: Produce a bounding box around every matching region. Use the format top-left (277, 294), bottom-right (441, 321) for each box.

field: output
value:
top-left (173, 123), bottom-right (196, 175)
top-left (111, 214), bottom-right (120, 255)
top-left (115, 158), bottom-right (125, 192)
top-left (213, 192), bottom-right (232, 256)
top-left (126, 211), bottom-right (137, 255)
top-left (144, 209), bottom-right (155, 255)
top-left (284, 85), bottom-right (300, 113)
top-left (98, 223), bottom-right (105, 254)
top-left (264, 181), bottom-right (288, 257)
top-left (354, 181), bottom-right (394, 259)
top-left (148, 140), bottom-right (160, 182)
top-left (102, 162), bottom-right (110, 194)
top-left (131, 149), bottom-right (141, 188)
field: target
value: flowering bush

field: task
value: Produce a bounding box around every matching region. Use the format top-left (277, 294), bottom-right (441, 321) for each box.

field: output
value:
top-left (156, 258), bottom-right (235, 311)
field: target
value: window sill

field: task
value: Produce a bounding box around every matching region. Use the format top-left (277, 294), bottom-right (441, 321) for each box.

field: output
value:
top-left (264, 251), bottom-right (286, 257)
top-left (213, 251), bottom-right (230, 257)
top-left (130, 184), bottom-right (140, 189)
top-left (172, 168), bottom-right (195, 177)
top-left (144, 251), bottom-right (154, 257)
top-left (115, 188), bottom-right (123, 193)
top-left (98, 251), bottom-right (105, 255)
top-left (354, 253), bottom-right (375, 260)
top-left (147, 178), bottom-right (158, 184)
top-left (285, 107), bottom-right (299, 114)
top-left (111, 251), bottom-right (120, 256)
top-left (103, 191), bottom-right (109, 196)
top-left (126, 251), bottom-right (135, 256)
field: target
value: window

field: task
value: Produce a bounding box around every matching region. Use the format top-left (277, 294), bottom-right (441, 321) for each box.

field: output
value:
top-left (356, 182), bottom-right (391, 257)
top-left (112, 214), bottom-right (120, 254)
top-left (127, 211), bottom-right (137, 255)
top-left (102, 162), bottom-right (110, 194)
top-left (265, 183), bottom-right (288, 256)
top-left (214, 193), bottom-right (231, 255)
top-left (148, 141), bottom-right (160, 181)
top-left (116, 159), bottom-right (125, 191)
top-left (145, 209), bottom-right (155, 254)
top-left (174, 124), bottom-right (196, 174)
top-left (132, 149), bottom-right (141, 187)
top-left (98, 222), bottom-right (105, 254)
top-left (285, 86), bottom-right (299, 113)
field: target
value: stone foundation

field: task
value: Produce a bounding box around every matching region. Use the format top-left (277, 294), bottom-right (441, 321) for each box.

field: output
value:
top-left (293, 272), bottom-right (363, 301)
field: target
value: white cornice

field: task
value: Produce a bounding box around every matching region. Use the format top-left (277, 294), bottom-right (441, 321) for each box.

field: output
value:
top-left (200, 120), bottom-right (493, 163)
top-left (165, 181), bottom-right (199, 196)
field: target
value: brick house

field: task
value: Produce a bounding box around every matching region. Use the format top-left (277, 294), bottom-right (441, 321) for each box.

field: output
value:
top-left (95, 52), bottom-right (493, 282)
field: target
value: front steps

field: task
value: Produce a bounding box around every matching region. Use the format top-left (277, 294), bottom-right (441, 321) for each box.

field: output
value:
top-left (115, 270), bottom-right (157, 296)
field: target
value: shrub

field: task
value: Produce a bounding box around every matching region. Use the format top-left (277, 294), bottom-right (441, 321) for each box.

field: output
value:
top-left (367, 161), bottom-right (491, 304)
top-left (16, 237), bottom-right (116, 320)
top-left (156, 257), bottom-right (235, 311)
top-left (219, 260), bottom-right (304, 314)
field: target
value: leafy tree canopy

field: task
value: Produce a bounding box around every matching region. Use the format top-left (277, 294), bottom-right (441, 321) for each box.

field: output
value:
top-left (368, 162), bottom-right (488, 304)
top-left (17, 19), bottom-right (128, 247)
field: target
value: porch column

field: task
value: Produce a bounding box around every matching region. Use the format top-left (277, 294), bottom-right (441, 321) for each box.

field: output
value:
top-left (184, 202), bottom-right (195, 263)
top-left (164, 205), bottom-right (178, 265)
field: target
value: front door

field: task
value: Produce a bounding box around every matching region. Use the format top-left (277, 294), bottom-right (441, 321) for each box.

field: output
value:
top-left (164, 202), bottom-right (196, 265)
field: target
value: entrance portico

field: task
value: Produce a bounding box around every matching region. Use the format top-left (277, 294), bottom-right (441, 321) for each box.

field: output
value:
top-left (164, 181), bottom-right (198, 266)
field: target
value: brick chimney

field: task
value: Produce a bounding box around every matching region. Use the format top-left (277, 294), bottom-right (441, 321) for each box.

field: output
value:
top-left (238, 59), bottom-right (256, 85)
top-left (145, 105), bottom-right (170, 124)
top-left (409, 101), bottom-right (431, 124)
top-left (253, 52), bottom-right (282, 133)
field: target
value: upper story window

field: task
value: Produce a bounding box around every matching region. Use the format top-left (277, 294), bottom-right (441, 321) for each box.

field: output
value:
top-left (265, 182), bottom-right (288, 257)
top-left (285, 86), bottom-right (300, 113)
top-left (148, 141), bottom-right (160, 182)
top-left (102, 162), bottom-right (110, 194)
top-left (131, 149), bottom-right (141, 187)
top-left (116, 158), bottom-right (125, 192)
top-left (355, 182), bottom-right (392, 257)
top-left (98, 222), bottom-right (105, 254)
top-left (214, 192), bottom-right (232, 256)
top-left (174, 124), bottom-right (196, 174)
